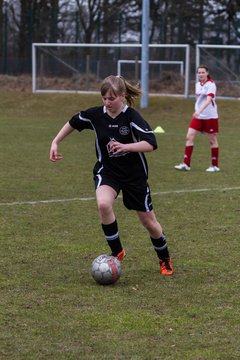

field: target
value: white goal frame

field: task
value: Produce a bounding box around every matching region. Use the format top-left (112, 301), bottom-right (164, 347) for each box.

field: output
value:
top-left (196, 44), bottom-right (240, 99)
top-left (117, 60), bottom-right (184, 77)
top-left (32, 43), bottom-right (190, 97)
top-left (196, 44), bottom-right (240, 70)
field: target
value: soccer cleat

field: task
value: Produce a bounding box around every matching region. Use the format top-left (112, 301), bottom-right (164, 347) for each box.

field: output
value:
top-left (112, 248), bottom-right (126, 263)
top-left (159, 257), bottom-right (173, 275)
top-left (174, 163), bottom-right (190, 171)
top-left (206, 166), bottom-right (220, 172)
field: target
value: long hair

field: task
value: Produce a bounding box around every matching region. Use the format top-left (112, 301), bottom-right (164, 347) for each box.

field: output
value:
top-left (100, 75), bottom-right (142, 107)
top-left (197, 64), bottom-right (212, 80)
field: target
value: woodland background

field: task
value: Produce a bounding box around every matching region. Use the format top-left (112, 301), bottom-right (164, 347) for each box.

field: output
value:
top-left (0, 0), bottom-right (240, 74)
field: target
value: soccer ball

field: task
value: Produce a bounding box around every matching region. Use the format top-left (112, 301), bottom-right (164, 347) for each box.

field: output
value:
top-left (91, 254), bottom-right (122, 285)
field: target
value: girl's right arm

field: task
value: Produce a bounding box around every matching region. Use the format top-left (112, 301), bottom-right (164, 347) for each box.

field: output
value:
top-left (50, 122), bottom-right (75, 162)
top-left (193, 95), bottom-right (212, 118)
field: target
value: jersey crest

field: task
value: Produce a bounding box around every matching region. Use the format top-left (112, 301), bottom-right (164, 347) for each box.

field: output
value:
top-left (119, 126), bottom-right (130, 135)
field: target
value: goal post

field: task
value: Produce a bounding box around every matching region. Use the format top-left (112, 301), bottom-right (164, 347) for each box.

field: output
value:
top-left (32, 43), bottom-right (190, 97)
top-left (117, 60), bottom-right (184, 78)
top-left (196, 44), bottom-right (240, 99)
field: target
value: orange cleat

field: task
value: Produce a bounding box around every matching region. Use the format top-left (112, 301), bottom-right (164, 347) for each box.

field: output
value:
top-left (159, 257), bottom-right (173, 275)
top-left (113, 248), bottom-right (126, 263)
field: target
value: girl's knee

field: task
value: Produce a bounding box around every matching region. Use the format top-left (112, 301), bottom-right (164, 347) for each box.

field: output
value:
top-left (186, 133), bottom-right (194, 143)
top-left (97, 200), bottom-right (112, 216)
top-left (209, 137), bottom-right (218, 147)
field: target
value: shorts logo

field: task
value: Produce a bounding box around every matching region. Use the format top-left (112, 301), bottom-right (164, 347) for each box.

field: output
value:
top-left (119, 126), bottom-right (130, 135)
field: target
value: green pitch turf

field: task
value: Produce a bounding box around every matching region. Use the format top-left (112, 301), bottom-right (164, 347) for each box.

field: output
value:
top-left (0, 92), bottom-right (239, 359)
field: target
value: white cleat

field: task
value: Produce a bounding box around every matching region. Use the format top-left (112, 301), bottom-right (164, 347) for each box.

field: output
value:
top-left (174, 163), bottom-right (191, 171)
top-left (206, 166), bottom-right (220, 172)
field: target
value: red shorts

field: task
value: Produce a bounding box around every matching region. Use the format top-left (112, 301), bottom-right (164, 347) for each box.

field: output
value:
top-left (189, 118), bottom-right (219, 134)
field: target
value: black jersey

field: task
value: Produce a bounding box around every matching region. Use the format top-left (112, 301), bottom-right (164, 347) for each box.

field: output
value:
top-left (69, 105), bottom-right (157, 181)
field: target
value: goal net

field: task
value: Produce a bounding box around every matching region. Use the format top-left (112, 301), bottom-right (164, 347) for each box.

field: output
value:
top-left (117, 59), bottom-right (184, 77)
top-left (196, 44), bottom-right (240, 99)
top-left (32, 43), bottom-right (190, 97)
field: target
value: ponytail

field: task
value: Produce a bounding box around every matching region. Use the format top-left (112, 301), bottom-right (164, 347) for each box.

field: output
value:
top-left (101, 75), bottom-right (142, 107)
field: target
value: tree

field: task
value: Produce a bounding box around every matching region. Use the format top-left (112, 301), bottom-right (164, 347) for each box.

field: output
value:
top-left (1, 0), bottom-right (240, 75)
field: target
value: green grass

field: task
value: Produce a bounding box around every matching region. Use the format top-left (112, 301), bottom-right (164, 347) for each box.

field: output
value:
top-left (0, 92), bottom-right (240, 359)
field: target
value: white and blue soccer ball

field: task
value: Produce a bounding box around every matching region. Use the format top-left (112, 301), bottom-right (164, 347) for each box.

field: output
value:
top-left (91, 254), bottom-right (122, 285)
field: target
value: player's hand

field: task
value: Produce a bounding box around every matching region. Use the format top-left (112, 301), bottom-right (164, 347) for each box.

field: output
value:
top-left (193, 111), bottom-right (199, 118)
top-left (109, 140), bottom-right (127, 155)
top-left (50, 143), bottom-right (63, 162)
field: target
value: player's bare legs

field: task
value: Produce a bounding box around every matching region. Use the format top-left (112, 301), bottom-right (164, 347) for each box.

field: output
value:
top-left (208, 133), bottom-right (218, 148)
top-left (136, 210), bottom-right (162, 238)
top-left (186, 127), bottom-right (198, 146)
top-left (96, 185), bottom-right (124, 260)
top-left (95, 185), bottom-right (116, 224)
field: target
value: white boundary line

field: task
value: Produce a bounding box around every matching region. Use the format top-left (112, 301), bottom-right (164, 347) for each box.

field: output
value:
top-left (0, 186), bottom-right (240, 207)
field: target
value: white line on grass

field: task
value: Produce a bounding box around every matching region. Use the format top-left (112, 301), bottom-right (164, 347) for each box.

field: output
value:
top-left (0, 186), bottom-right (240, 207)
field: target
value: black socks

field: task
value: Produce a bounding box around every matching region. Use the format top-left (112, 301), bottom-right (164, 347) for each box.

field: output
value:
top-left (151, 233), bottom-right (170, 260)
top-left (102, 220), bottom-right (123, 256)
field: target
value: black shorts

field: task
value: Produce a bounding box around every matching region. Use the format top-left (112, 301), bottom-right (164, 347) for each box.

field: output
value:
top-left (94, 172), bottom-right (153, 212)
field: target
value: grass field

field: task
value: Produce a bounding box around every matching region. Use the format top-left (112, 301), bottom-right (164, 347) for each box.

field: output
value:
top-left (0, 92), bottom-right (240, 360)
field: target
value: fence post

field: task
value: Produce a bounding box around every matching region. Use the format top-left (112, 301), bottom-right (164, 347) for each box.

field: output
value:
top-left (140, 0), bottom-right (149, 109)
top-left (3, 1), bottom-right (8, 74)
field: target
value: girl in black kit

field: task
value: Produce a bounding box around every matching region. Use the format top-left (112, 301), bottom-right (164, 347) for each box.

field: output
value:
top-left (50, 75), bottom-right (173, 275)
